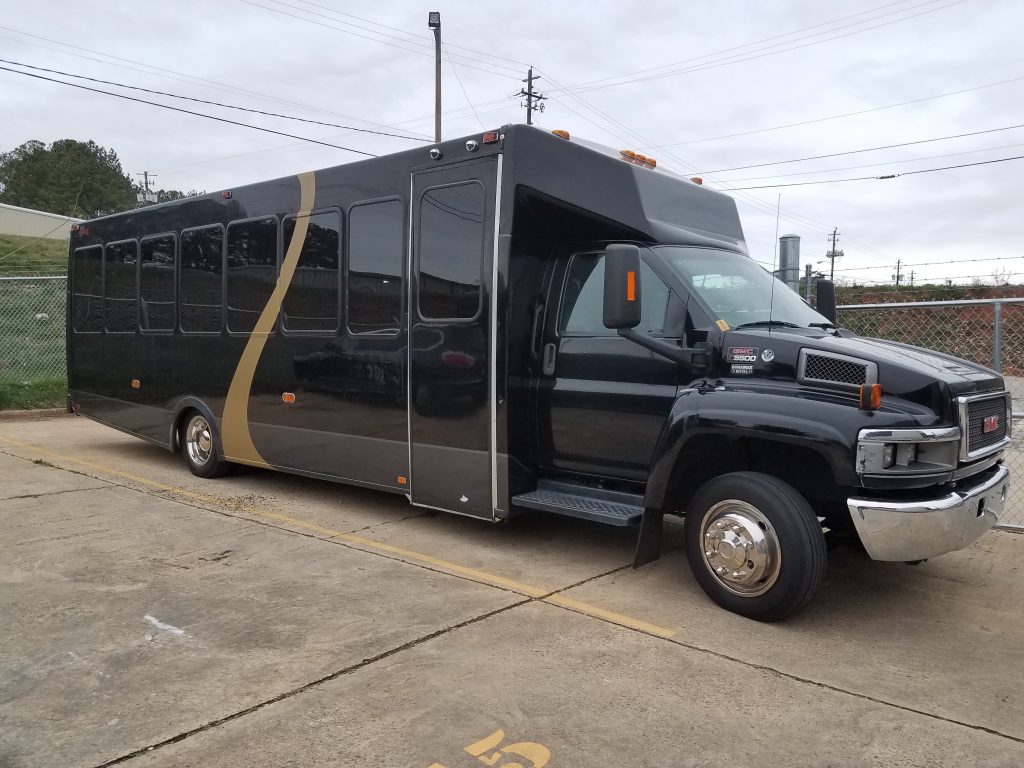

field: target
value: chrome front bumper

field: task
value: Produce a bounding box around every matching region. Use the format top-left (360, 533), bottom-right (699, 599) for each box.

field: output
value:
top-left (847, 465), bottom-right (1008, 561)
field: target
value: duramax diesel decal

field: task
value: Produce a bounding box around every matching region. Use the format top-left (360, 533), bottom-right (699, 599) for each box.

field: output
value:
top-left (221, 171), bottom-right (316, 465)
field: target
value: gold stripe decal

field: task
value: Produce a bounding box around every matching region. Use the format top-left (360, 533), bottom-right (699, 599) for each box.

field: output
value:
top-left (221, 170), bottom-right (316, 465)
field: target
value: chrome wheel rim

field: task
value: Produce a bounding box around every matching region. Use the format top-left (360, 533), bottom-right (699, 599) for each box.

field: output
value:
top-left (699, 499), bottom-right (781, 597)
top-left (185, 416), bottom-right (214, 467)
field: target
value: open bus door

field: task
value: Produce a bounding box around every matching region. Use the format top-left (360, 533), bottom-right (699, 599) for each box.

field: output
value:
top-left (408, 157), bottom-right (499, 518)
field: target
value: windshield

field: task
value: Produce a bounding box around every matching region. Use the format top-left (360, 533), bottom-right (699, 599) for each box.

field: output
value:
top-left (654, 246), bottom-right (829, 329)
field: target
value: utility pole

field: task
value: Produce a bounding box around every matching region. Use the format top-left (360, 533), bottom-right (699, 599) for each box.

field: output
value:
top-left (518, 67), bottom-right (546, 125)
top-left (825, 227), bottom-right (842, 281)
top-left (804, 263), bottom-right (813, 301)
top-left (910, 270), bottom-right (915, 287)
top-left (428, 12), bottom-right (441, 143)
top-left (893, 259), bottom-right (904, 286)
top-left (135, 171), bottom-right (157, 206)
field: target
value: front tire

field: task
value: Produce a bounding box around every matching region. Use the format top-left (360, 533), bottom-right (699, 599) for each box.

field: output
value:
top-left (684, 471), bottom-right (826, 621)
top-left (181, 411), bottom-right (232, 478)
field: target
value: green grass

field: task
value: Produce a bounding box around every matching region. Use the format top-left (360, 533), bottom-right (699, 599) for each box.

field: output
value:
top-left (0, 234), bottom-right (69, 275)
top-left (0, 378), bottom-right (66, 410)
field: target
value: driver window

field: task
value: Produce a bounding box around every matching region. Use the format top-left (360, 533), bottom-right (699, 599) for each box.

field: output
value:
top-left (560, 253), bottom-right (671, 336)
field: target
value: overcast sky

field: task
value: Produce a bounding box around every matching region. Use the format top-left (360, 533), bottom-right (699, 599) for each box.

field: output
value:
top-left (1, 0), bottom-right (1021, 287)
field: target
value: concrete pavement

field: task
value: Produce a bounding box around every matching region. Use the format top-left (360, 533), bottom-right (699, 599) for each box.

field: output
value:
top-left (1, 414), bottom-right (1022, 767)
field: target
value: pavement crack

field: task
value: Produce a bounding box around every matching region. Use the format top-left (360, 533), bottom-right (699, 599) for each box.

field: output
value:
top-left (89, 598), bottom-right (530, 768)
top-left (4, 484), bottom-right (110, 501)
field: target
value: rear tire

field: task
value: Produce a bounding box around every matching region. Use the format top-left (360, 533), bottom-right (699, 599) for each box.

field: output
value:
top-left (180, 411), bottom-right (232, 478)
top-left (683, 471), bottom-right (826, 621)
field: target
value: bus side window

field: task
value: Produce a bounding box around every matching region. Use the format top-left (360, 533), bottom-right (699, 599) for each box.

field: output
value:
top-left (180, 225), bottom-right (224, 333)
top-left (227, 217), bottom-right (278, 334)
top-left (348, 199), bottom-right (404, 335)
top-left (418, 183), bottom-right (484, 321)
top-left (104, 240), bottom-right (138, 334)
top-left (140, 233), bottom-right (176, 332)
top-left (283, 210), bottom-right (341, 333)
top-left (72, 245), bottom-right (103, 333)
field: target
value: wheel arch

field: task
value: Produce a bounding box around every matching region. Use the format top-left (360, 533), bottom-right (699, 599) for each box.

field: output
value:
top-left (169, 397), bottom-right (220, 454)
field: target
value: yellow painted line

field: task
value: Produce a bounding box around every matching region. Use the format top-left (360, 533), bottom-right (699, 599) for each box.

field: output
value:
top-left (0, 434), bottom-right (675, 638)
top-left (545, 593), bottom-right (676, 639)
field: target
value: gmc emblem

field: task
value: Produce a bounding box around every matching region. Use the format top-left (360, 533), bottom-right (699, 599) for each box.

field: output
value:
top-left (983, 415), bottom-right (1001, 434)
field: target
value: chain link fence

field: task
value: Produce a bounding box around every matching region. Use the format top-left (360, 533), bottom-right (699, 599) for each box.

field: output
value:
top-left (839, 298), bottom-right (1024, 531)
top-left (0, 276), bottom-right (67, 399)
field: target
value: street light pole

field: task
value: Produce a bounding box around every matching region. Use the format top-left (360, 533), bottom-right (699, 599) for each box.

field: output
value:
top-left (428, 12), bottom-right (441, 143)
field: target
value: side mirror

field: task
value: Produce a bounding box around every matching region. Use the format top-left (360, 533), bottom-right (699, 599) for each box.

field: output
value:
top-left (815, 279), bottom-right (837, 323)
top-left (603, 244), bottom-right (642, 330)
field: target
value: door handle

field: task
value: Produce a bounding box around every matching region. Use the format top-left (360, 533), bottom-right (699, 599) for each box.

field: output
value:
top-left (530, 299), bottom-right (545, 360)
top-left (542, 343), bottom-right (557, 375)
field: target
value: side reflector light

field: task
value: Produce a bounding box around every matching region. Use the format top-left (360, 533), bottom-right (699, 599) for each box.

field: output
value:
top-left (398, 475), bottom-right (408, 485)
top-left (131, 379), bottom-right (141, 389)
top-left (482, 131), bottom-right (501, 144)
top-left (626, 271), bottom-right (637, 302)
top-left (552, 129), bottom-right (570, 140)
top-left (282, 392), bottom-right (296, 404)
top-left (859, 383), bottom-right (882, 410)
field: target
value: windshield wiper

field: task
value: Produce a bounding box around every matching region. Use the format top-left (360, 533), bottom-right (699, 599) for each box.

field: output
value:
top-left (808, 322), bottom-right (838, 330)
top-left (734, 320), bottom-right (801, 329)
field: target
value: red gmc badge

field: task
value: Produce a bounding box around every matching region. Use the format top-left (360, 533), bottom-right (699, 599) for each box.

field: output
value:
top-left (983, 415), bottom-right (1000, 434)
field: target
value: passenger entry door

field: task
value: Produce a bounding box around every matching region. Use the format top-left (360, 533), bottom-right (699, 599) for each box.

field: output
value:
top-left (409, 159), bottom-right (497, 517)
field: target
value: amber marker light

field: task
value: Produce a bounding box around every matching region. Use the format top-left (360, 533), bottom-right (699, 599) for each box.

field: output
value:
top-left (282, 392), bottom-right (296, 404)
top-left (551, 129), bottom-right (570, 140)
top-left (859, 383), bottom-right (882, 410)
top-left (691, 177), bottom-right (703, 185)
top-left (626, 271), bottom-right (637, 301)
top-left (131, 379), bottom-right (141, 389)
top-left (397, 476), bottom-right (408, 485)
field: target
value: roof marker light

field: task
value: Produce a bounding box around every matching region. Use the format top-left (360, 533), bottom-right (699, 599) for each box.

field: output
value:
top-left (552, 129), bottom-right (570, 140)
top-left (222, 190), bottom-right (232, 199)
top-left (482, 131), bottom-right (501, 144)
top-left (691, 177), bottom-right (703, 185)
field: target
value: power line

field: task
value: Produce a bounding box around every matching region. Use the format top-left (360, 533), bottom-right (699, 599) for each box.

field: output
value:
top-left (0, 65), bottom-right (377, 157)
top-left (830, 255), bottom-right (1023, 273)
top-left (236, 0), bottom-right (521, 79)
top-left (705, 122), bottom-right (1024, 174)
top-left (0, 25), bottom-right (432, 138)
top-left (444, 46), bottom-right (485, 131)
top-left (720, 153), bottom-right (1024, 190)
top-left (716, 141), bottom-right (1024, 182)
top-left (549, 0), bottom-right (964, 95)
top-left (0, 58), bottom-right (432, 143)
top-left (647, 73), bottom-right (1024, 148)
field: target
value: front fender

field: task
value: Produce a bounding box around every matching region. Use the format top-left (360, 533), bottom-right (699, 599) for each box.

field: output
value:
top-left (643, 385), bottom-right (869, 510)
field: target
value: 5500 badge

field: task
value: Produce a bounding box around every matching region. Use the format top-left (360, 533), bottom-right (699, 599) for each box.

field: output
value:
top-left (726, 346), bottom-right (758, 363)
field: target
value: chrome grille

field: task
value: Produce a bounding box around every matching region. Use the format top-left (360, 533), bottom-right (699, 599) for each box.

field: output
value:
top-left (966, 395), bottom-right (1009, 454)
top-left (802, 356), bottom-right (868, 387)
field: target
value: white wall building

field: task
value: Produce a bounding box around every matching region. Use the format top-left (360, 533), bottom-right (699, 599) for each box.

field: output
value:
top-left (0, 203), bottom-right (83, 240)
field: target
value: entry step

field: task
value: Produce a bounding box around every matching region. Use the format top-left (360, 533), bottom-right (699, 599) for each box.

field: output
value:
top-left (512, 481), bottom-right (643, 526)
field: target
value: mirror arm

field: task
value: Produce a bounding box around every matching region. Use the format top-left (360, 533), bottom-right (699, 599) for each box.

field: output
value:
top-left (617, 329), bottom-right (712, 368)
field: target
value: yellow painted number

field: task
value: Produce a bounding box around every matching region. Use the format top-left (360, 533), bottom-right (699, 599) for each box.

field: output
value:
top-left (429, 728), bottom-right (551, 768)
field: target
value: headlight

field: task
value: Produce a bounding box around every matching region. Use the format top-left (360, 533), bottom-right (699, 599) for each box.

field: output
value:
top-left (857, 427), bottom-right (960, 476)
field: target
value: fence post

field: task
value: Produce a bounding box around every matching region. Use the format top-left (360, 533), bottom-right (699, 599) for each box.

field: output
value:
top-left (993, 302), bottom-right (1002, 373)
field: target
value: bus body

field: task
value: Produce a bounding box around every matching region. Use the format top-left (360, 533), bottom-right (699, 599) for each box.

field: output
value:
top-left (68, 125), bottom-right (1010, 620)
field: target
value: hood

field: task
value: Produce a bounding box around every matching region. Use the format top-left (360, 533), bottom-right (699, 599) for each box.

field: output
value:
top-left (719, 327), bottom-right (1003, 418)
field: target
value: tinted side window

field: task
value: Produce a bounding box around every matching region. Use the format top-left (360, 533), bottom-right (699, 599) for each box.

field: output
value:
top-left (560, 255), bottom-right (671, 336)
top-left (348, 200), bottom-right (403, 334)
top-left (283, 211), bottom-right (340, 333)
top-left (104, 240), bottom-right (138, 333)
top-left (180, 225), bottom-right (224, 333)
top-left (227, 217), bottom-right (278, 334)
top-left (72, 245), bottom-right (103, 333)
top-left (418, 183), bottom-right (484, 320)
top-left (140, 234), bottom-right (175, 331)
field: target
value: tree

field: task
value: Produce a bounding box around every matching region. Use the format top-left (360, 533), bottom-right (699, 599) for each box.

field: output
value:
top-left (0, 139), bottom-right (135, 218)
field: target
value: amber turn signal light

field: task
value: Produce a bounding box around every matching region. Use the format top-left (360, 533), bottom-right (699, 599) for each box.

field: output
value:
top-left (859, 383), bottom-right (882, 410)
top-left (282, 392), bottom-right (296, 404)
